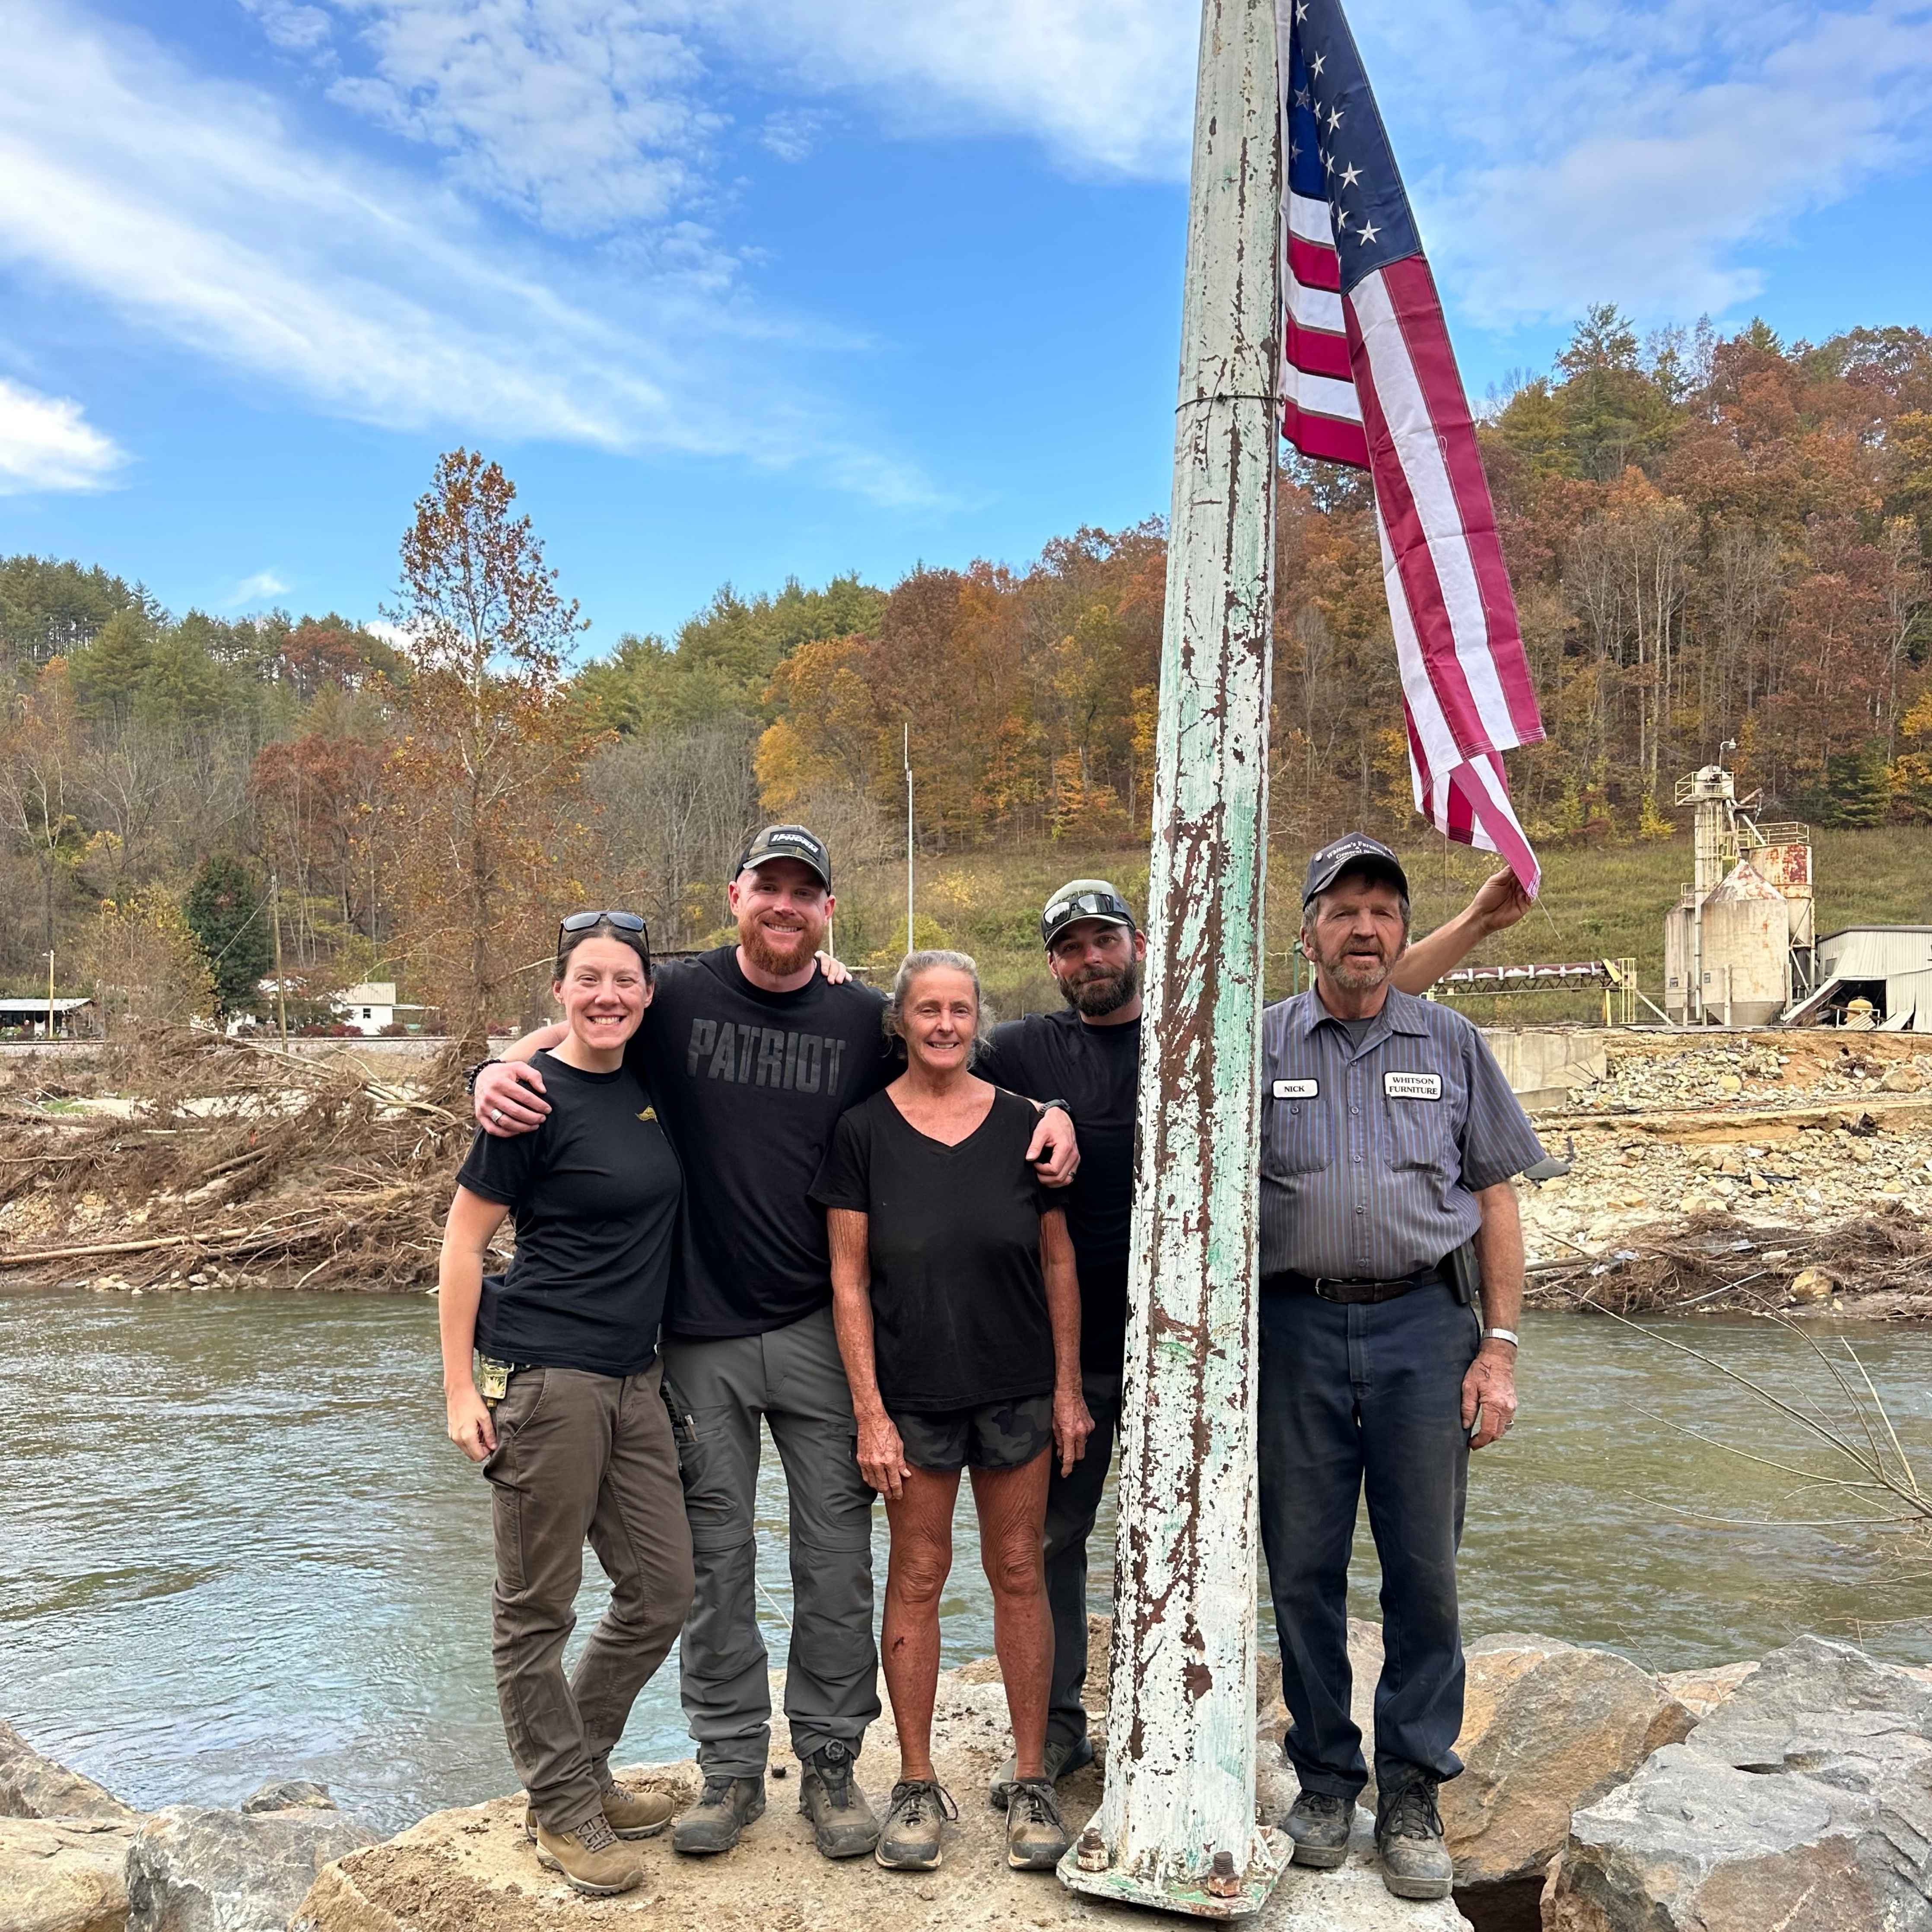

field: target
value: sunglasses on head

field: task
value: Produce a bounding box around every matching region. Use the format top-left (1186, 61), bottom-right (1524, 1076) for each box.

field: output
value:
top-left (557, 910), bottom-right (650, 962)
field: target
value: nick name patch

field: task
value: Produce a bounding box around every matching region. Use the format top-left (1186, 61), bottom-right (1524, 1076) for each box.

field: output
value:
top-left (1272, 1079), bottom-right (1319, 1100)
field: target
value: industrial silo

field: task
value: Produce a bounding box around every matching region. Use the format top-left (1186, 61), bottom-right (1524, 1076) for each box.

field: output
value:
top-left (1698, 859), bottom-right (1791, 1026)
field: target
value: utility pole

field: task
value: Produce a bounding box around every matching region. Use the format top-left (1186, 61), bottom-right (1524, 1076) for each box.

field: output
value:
top-left (270, 872), bottom-right (289, 1048)
top-left (1058, 0), bottom-right (1284, 1916)
top-left (904, 723), bottom-right (915, 957)
top-left (46, 948), bottom-right (55, 1041)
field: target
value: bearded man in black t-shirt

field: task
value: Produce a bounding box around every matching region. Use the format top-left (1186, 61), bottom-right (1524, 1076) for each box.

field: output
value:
top-left (975, 867), bottom-right (1532, 1808)
top-left (473, 827), bottom-right (1076, 1864)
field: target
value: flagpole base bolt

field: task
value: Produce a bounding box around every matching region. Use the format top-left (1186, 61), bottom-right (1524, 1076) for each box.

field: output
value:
top-left (1205, 1852), bottom-right (1240, 1899)
top-left (1058, 1826), bottom-right (1288, 1918)
top-left (1076, 1827), bottom-right (1110, 1873)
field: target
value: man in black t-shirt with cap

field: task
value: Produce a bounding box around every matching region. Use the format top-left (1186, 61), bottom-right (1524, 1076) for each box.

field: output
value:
top-left (473, 826), bottom-right (1077, 1864)
top-left (976, 860), bottom-right (1532, 1808)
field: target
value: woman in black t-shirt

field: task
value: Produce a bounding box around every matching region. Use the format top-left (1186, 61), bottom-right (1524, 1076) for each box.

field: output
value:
top-left (812, 950), bottom-right (1091, 1878)
top-left (437, 915), bottom-right (693, 1900)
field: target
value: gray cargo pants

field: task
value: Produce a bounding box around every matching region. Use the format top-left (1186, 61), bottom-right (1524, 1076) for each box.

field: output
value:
top-left (484, 1360), bottom-right (695, 1833)
top-left (660, 1304), bottom-right (880, 1777)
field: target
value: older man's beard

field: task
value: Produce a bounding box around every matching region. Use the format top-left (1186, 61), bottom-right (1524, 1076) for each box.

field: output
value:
top-left (1059, 956), bottom-right (1139, 1018)
top-left (1313, 934), bottom-right (1401, 993)
top-left (742, 911), bottom-right (824, 977)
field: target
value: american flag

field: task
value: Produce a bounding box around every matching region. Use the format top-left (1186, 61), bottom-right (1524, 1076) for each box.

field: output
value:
top-left (1276, 0), bottom-right (1545, 893)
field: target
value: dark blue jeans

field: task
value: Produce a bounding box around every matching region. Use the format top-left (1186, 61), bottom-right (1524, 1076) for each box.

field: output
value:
top-left (1256, 1279), bottom-right (1481, 1802)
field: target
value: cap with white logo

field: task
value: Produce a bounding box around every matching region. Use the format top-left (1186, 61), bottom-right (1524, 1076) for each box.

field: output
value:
top-left (735, 824), bottom-right (832, 889)
top-left (1301, 834), bottom-right (1408, 906)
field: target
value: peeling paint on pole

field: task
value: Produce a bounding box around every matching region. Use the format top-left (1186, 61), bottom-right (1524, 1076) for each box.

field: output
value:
top-left (1057, 0), bottom-right (1284, 1918)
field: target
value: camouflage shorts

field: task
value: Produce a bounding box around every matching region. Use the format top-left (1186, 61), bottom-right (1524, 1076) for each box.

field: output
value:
top-left (890, 1392), bottom-right (1054, 1473)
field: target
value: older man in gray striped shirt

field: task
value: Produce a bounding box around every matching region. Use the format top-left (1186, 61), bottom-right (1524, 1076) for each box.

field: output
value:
top-left (1258, 834), bottom-right (1544, 1904)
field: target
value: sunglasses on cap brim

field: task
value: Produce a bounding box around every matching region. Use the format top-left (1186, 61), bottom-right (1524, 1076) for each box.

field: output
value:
top-left (1044, 891), bottom-right (1134, 935)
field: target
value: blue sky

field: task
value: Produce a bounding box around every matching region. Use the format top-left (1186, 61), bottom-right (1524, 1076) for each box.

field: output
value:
top-left (3, 0), bottom-right (1930, 658)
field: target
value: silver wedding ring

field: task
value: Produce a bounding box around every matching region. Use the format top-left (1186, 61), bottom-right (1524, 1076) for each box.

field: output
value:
top-left (491, 1108), bottom-right (503, 1124)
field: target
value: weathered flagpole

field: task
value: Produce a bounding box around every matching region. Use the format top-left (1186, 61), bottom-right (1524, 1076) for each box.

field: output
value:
top-left (1058, 0), bottom-right (1283, 1917)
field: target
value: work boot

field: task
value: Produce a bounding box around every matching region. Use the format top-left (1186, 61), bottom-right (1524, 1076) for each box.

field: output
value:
top-left (529, 1810), bottom-right (646, 1896)
top-left (1005, 1777), bottom-right (1071, 1872)
top-left (798, 1741), bottom-right (879, 1859)
top-left (524, 1779), bottom-right (677, 1845)
top-left (599, 1778), bottom-right (679, 1839)
top-left (987, 1734), bottom-right (1095, 1809)
top-left (1375, 1773), bottom-right (1453, 1901)
top-left (671, 1773), bottom-right (765, 1856)
top-left (874, 1779), bottom-right (957, 1872)
top-left (1282, 1788), bottom-right (1352, 1869)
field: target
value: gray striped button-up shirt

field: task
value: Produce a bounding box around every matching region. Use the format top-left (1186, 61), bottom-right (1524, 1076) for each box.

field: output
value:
top-left (1258, 986), bottom-right (1544, 1281)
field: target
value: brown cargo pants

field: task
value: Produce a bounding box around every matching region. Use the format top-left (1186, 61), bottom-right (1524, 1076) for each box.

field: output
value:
top-left (484, 1360), bottom-right (695, 1831)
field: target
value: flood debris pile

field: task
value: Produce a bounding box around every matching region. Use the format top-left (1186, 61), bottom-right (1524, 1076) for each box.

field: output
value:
top-left (1519, 1033), bottom-right (1932, 1318)
top-left (0, 1031), bottom-right (470, 1293)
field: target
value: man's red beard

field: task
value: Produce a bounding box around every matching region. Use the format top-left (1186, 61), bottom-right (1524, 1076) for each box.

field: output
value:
top-left (742, 915), bottom-right (823, 976)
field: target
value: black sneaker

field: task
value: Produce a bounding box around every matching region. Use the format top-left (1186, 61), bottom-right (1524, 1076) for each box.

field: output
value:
top-left (875, 1779), bottom-right (957, 1872)
top-left (1283, 1788), bottom-right (1352, 1869)
top-left (1374, 1773), bottom-right (1452, 1900)
top-left (671, 1773), bottom-right (765, 1857)
top-left (798, 1741), bottom-right (879, 1859)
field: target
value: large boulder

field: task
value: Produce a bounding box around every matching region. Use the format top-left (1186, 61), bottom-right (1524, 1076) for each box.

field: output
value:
top-left (1546, 1636), bottom-right (1932, 1932)
top-left (126, 1794), bottom-right (375, 1932)
top-left (1443, 1633), bottom-right (1693, 1888)
top-left (0, 1722), bottom-right (139, 1825)
top-left (0, 1814), bottom-right (137, 1932)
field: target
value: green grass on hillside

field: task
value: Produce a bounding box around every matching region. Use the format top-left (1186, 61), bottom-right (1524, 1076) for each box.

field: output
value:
top-left (830, 826), bottom-right (1932, 1026)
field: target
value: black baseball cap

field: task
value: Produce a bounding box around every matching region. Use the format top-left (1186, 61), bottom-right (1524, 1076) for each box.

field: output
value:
top-left (1302, 834), bottom-right (1409, 906)
top-left (735, 824), bottom-right (832, 889)
top-left (1041, 878), bottom-right (1137, 949)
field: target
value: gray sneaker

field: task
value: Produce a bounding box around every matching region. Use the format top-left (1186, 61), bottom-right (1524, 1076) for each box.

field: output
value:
top-left (1283, 1788), bottom-right (1352, 1869)
top-left (875, 1779), bottom-right (957, 1872)
top-left (1005, 1778), bottom-right (1071, 1872)
top-left (987, 1734), bottom-right (1095, 1809)
top-left (1374, 1774), bottom-right (1453, 1900)
top-left (798, 1741), bottom-right (879, 1859)
top-left (671, 1773), bottom-right (765, 1856)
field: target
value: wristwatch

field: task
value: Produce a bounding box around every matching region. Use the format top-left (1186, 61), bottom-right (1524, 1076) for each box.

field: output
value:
top-left (1483, 1327), bottom-right (1520, 1348)
top-left (1037, 1097), bottom-right (1072, 1119)
top-left (463, 1058), bottom-right (501, 1095)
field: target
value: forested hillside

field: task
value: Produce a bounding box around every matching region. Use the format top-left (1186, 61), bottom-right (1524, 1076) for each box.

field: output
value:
top-left (4, 311), bottom-right (1929, 1025)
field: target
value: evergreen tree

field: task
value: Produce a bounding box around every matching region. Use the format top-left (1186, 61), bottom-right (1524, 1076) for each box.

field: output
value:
top-left (183, 855), bottom-right (271, 1017)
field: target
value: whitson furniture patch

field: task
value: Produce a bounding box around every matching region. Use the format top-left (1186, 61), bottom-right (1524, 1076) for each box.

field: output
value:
top-left (1272, 1079), bottom-right (1320, 1100)
top-left (1383, 1071), bottom-right (1443, 1100)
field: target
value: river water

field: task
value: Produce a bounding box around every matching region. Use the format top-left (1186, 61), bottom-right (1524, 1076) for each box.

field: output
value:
top-left (3, 1290), bottom-right (1929, 1835)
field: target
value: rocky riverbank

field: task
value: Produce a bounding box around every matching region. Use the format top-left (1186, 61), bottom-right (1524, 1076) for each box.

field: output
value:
top-left (9, 1623), bottom-right (1929, 1932)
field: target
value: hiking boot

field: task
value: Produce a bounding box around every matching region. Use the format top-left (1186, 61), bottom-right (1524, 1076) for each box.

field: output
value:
top-left (524, 1780), bottom-right (677, 1846)
top-left (599, 1779), bottom-right (679, 1839)
top-left (874, 1779), bottom-right (957, 1872)
top-left (1375, 1773), bottom-right (1453, 1901)
top-left (1282, 1788), bottom-right (1352, 1868)
top-left (671, 1773), bottom-right (765, 1856)
top-left (987, 1734), bottom-right (1095, 1809)
top-left (1005, 1777), bottom-right (1071, 1872)
top-left (798, 1741), bottom-right (879, 1859)
top-left (529, 1810), bottom-right (645, 1896)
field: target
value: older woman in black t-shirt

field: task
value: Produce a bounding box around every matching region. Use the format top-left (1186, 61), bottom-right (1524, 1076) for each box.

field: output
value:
top-left (438, 915), bottom-right (693, 1901)
top-left (812, 950), bottom-right (1091, 1878)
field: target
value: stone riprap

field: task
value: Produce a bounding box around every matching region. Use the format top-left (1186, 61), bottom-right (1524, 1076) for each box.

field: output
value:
top-left (0, 1814), bottom-right (139, 1932)
top-left (127, 1791), bottom-right (375, 1932)
top-left (1546, 1635), bottom-right (1932, 1931)
top-left (0, 1721), bottom-right (140, 1826)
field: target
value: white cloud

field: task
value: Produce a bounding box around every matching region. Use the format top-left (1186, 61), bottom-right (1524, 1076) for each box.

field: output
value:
top-left (0, 3), bottom-right (940, 504)
top-left (227, 570), bottom-right (292, 607)
top-left (0, 377), bottom-right (126, 494)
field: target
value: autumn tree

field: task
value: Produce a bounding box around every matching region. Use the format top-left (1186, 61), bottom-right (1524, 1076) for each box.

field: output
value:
top-left (379, 449), bottom-right (595, 1052)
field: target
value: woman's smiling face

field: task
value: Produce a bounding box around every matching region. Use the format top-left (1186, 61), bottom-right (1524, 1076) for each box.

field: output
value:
top-left (553, 934), bottom-right (650, 1052)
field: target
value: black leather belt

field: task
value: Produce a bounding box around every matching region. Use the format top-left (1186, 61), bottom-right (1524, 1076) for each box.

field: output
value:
top-left (1264, 1267), bottom-right (1443, 1306)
